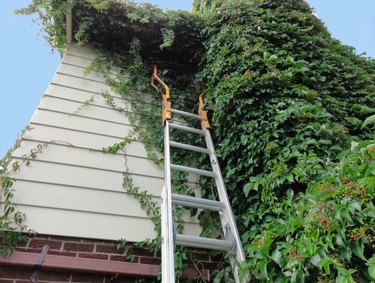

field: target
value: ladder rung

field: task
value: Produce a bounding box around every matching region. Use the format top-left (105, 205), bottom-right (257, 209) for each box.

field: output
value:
top-left (175, 234), bottom-right (234, 251)
top-left (171, 193), bottom-right (225, 211)
top-left (170, 164), bottom-right (215, 177)
top-left (169, 123), bottom-right (204, 135)
top-left (170, 141), bottom-right (209, 154)
top-left (170, 108), bottom-right (200, 119)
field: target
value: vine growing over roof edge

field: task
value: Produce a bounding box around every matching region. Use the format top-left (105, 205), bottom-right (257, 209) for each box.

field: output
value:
top-left (89, 40), bottom-right (211, 281)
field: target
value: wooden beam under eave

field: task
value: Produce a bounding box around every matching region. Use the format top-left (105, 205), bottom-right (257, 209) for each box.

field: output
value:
top-left (66, 7), bottom-right (73, 46)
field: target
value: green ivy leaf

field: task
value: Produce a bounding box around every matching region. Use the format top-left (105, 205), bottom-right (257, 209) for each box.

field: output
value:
top-left (336, 267), bottom-right (356, 283)
top-left (255, 259), bottom-right (269, 280)
top-left (291, 268), bottom-right (305, 283)
top-left (271, 248), bottom-right (282, 265)
top-left (362, 114), bottom-right (375, 128)
top-left (336, 275), bottom-right (354, 283)
top-left (243, 180), bottom-right (258, 197)
top-left (321, 258), bottom-right (331, 274)
top-left (310, 254), bottom-right (321, 267)
top-left (352, 240), bottom-right (366, 261)
top-left (262, 239), bottom-right (273, 257)
top-left (368, 254), bottom-right (375, 280)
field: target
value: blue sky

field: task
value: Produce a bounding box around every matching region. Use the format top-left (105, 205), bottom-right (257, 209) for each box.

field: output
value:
top-left (0, 0), bottom-right (374, 157)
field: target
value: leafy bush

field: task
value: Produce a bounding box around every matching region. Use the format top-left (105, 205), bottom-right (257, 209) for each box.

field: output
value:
top-left (243, 138), bottom-right (375, 282)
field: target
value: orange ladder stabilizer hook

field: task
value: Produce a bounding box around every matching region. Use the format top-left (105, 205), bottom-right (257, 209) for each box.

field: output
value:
top-left (151, 66), bottom-right (211, 129)
top-left (150, 65), bottom-right (171, 125)
top-left (199, 94), bottom-right (211, 129)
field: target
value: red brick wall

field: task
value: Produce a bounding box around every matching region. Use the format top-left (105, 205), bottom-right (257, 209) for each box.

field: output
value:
top-left (0, 235), bottom-right (221, 282)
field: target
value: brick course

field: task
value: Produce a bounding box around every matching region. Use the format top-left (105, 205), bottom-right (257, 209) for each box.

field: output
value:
top-left (96, 244), bottom-right (121, 254)
top-left (0, 268), bottom-right (31, 279)
top-left (78, 252), bottom-right (109, 260)
top-left (28, 239), bottom-right (62, 250)
top-left (37, 271), bottom-right (71, 282)
top-left (109, 255), bottom-right (139, 263)
top-left (63, 242), bottom-right (95, 253)
top-left (0, 235), bottom-right (220, 282)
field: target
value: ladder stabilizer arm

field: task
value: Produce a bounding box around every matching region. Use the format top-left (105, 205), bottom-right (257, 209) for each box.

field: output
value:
top-left (199, 94), bottom-right (211, 129)
top-left (151, 65), bottom-right (171, 125)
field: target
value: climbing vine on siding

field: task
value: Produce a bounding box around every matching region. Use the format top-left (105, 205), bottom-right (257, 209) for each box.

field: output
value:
top-left (0, 126), bottom-right (44, 256)
top-left (89, 42), bottom-right (207, 281)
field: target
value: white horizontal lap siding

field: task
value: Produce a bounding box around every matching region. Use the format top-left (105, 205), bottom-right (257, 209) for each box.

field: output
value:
top-left (11, 180), bottom-right (151, 217)
top-left (38, 96), bottom-right (132, 124)
top-left (11, 180), bottom-right (201, 225)
top-left (45, 84), bottom-right (128, 109)
top-left (58, 63), bottom-right (107, 83)
top-left (22, 126), bottom-right (150, 158)
top-left (16, 205), bottom-right (201, 241)
top-left (51, 73), bottom-right (119, 100)
top-left (11, 141), bottom-right (163, 179)
top-left (59, 59), bottom-right (123, 82)
top-left (10, 161), bottom-right (163, 196)
top-left (62, 55), bottom-right (95, 69)
top-left (16, 205), bottom-right (158, 241)
top-left (31, 108), bottom-right (132, 138)
top-left (4, 45), bottom-right (201, 241)
top-left (67, 45), bottom-right (98, 60)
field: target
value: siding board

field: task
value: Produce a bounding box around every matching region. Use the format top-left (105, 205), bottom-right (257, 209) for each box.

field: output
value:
top-left (62, 55), bottom-right (94, 69)
top-left (31, 109), bottom-right (133, 137)
top-left (12, 180), bottom-right (200, 224)
top-left (23, 124), bottom-right (131, 151)
top-left (52, 73), bottom-right (119, 97)
top-left (65, 45), bottom-right (98, 60)
top-left (12, 140), bottom-right (144, 170)
top-left (11, 142), bottom-right (164, 178)
top-left (17, 205), bottom-right (201, 241)
top-left (58, 63), bottom-right (107, 83)
top-left (45, 84), bottom-right (131, 115)
top-left (17, 205), bottom-right (158, 241)
top-left (12, 181), bottom-right (151, 218)
top-left (59, 54), bottom-right (93, 71)
top-left (21, 124), bottom-right (155, 158)
top-left (38, 95), bottom-right (133, 125)
top-left (8, 160), bottom-right (163, 194)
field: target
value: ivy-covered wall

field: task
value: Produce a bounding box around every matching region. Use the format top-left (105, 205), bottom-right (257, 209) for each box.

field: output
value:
top-left (6, 0), bottom-right (375, 282)
top-left (196, 1), bottom-right (375, 282)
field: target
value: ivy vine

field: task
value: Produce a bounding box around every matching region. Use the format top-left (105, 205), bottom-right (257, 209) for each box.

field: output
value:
top-left (0, 125), bottom-right (44, 256)
top-left (92, 43), bottom-right (208, 281)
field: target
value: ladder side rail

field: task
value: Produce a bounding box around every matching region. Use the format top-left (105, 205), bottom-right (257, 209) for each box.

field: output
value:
top-left (202, 126), bottom-right (248, 283)
top-left (160, 185), bottom-right (169, 281)
top-left (162, 121), bottom-right (175, 283)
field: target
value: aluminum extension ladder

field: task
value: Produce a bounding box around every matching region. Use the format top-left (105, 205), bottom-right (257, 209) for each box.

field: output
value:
top-left (151, 66), bottom-right (248, 283)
